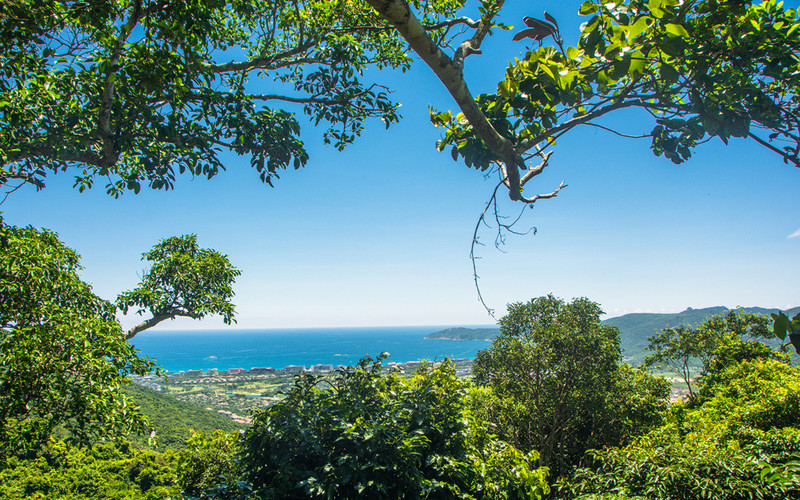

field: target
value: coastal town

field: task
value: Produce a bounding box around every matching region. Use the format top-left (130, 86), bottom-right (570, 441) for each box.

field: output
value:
top-left (132, 358), bottom-right (476, 423)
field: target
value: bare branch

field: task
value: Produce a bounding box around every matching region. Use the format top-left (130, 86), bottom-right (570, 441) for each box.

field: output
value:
top-left (470, 181), bottom-right (505, 319)
top-left (516, 180), bottom-right (567, 205)
top-left (453, 2), bottom-right (503, 69)
top-left (124, 308), bottom-right (198, 340)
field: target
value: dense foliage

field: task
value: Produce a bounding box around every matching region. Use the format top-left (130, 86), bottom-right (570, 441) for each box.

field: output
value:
top-left (0, 223), bottom-right (239, 456)
top-left (426, 0), bottom-right (800, 202)
top-left (0, 0), bottom-right (460, 195)
top-left (121, 384), bottom-right (244, 451)
top-left (559, 358), bottom-right (800, 499)
top-left (117, 234), bottom-right (241, 339)
top-left (192, 354), bottom-right (549, 499)
top-left (645, 310), bottom-right (786, 399)
top-left (0, 222), bottom-right (159, 456)
top-left (0, 440), bottom-right (179, 499)
top-left (3, 0), bottom-right (799, 206)
top-left (473, 295), bottom-right (670, 478)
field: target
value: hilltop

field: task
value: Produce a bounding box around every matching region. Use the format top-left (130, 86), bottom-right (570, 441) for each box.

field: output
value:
top-left (426, 306), bottom-right (800, 364)
top-left (606, 306), bottom-right (800, 364)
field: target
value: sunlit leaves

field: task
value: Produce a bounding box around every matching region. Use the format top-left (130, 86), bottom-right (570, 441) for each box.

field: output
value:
top-left (0, 223), bottom-right (160, 455)
top-left (116, 234), bottom-right (241, 336)
top-left (0, 0), bottom-right (430, 195)
top-left (436, 0), bottom-right (800, 175)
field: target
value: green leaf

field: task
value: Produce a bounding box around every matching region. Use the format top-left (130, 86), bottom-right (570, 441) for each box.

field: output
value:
top-left (664, 23), bottom-right (690, 38)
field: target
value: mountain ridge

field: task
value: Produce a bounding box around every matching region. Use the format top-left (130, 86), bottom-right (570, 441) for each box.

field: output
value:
top-left (426, 306), bottom-right (800, 363)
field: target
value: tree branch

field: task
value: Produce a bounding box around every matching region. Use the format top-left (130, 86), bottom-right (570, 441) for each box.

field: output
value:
top-left (366, 0), bottom-right (523, 184)
top-left (98, 0), bottom-right (144, 166)
top-left (124, 308), bottom-right (197, 340)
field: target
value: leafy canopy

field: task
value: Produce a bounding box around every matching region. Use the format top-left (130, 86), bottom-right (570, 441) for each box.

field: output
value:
top-left (561, 358), bottom-right (800, 499)
top-left (0, 223), bottom-right (159, 455)
top-left (473, 295), bottom-right (670, 478)
top-left (5, 0), bottom-right (799, 205)
top-left (0, 223), bottom-right (240, 455)
top-left (0, 0), bottom-right (462, 195)
top-left (645, 310), bottom-right (785, 400)
top-left (117, 234), bottom-right (241, 339)
top-left (199, 354), bottom-right (550, 499)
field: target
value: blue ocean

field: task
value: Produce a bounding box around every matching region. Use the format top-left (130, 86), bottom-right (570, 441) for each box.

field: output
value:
top-left (129, 326), bottom-right (495, 373)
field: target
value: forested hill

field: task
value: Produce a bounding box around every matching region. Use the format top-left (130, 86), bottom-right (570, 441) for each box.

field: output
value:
top-left (427, 306), bottom-right (800, 364)
top-left (424, 327), bottom-right (500, 341)
top-left (606, 306), bottom-right (800, 364)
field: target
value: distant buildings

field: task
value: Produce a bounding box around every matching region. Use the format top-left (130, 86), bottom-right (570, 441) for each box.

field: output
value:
top-left (283, 365), bottom-right (305, 374)
top-left (228, 368), bottom-right (245, 375)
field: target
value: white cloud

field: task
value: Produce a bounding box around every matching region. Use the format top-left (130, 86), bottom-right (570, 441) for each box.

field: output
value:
top-left (789, 229), bottom-right (800, 239)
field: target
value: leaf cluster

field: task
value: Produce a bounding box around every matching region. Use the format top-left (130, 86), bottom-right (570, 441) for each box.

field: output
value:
top-left (0, 222), bottom-right (160, 456)
top-left (473, 295), bottom-right (670, 479)
top-left (0, 440), bottom-right (179, 499)
top-left (116, 234), bottom-right (241, 338)
top-left (435, 0), bottom-right (800, 174)
top-left (190, 354), bottom-right (549, 499)
top-left (0, 0), bottom-right (462, 194)
top-left (560, 358), bottom-right (800, 499)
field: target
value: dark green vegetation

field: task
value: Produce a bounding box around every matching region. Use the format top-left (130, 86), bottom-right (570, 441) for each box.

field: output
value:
top-left (472, 296), bottom-right (670, 478)
top-left (232, 355), bottom-right (549, 499)
top-left (559, 358), bottom-right (800, 499)
top-left (3, 0), bottom-right (800, 207)
top-left (4, 0), bottom-right (800, 497)
top-left (425, 327), bottom-right (500, 340)
top-left (0, 222), bottom-right (239, 455)
top-left (121, 384), bottom-right (244, 451)
top-left (0, 223), bottom-right (160, 455)
top-left (607, 306), bottom-right (800, 364)
top-left (0, 441), bottom-right (180, 499)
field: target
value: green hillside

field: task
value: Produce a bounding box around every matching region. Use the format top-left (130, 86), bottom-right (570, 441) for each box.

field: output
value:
top-left (122, 383), bottom-right (244, 451)
top-left (604, 306), bottom-right (800, 364)
top-left (424, 327), bottom-right (500, 340)
top-left (424, 307), bottom-right (800, 365)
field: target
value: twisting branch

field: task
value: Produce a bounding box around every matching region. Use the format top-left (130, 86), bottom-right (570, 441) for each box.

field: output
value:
top-left (470, 180), bottom-right (506, 319)
top-left (124, 308), bottom-right (200, 340)
top-left (453, 2), bottom-right (502, 69)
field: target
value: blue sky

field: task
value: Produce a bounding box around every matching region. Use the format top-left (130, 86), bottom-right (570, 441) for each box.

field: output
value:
top-left (2, 1), bottom-right (799, 330)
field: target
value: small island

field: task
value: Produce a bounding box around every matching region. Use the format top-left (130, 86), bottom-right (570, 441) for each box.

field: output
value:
top-left (425, 327), bottom-right (500, 341)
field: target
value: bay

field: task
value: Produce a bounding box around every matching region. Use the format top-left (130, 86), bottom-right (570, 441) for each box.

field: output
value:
top-left (129, 326), bottom-right (493, 373)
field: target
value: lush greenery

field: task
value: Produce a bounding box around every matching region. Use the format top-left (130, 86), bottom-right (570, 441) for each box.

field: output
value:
top-left (0, 222), bottom-right (238, 456)
top-left (4, 0), bottom-right (800, 497)
top-left (0, 0), bottom-right (458, 194)
top-left (118, 234), bottom-right (241, 339)
top-left (645, 310), bottom-right (789, 399)
top-left (0, 223), bottom-right (159, 455)
top-left (121, 384), bottom-right (244, 451)
top-left (195, 354), bottom-right (549, 499)
top-left (559, 358), bottom-right (800, 499)
top-left (3, 0), bottom-right (800, 206)
top-left (472, 296), bottom-right (670, 478)
top-left (0, 440), bottom-right (180, 499)
top-left (4, 295), bottom-right (800, 499)
top-left (605, 306), bottom-right (800, 364)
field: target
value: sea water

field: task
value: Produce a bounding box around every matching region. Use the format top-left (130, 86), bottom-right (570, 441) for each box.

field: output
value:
top-left (129, 326), bottom-right (494, 373)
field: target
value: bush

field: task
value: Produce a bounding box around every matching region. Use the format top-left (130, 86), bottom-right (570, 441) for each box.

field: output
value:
top-left (559, 359), bottom-right (800, 499)
top-left (191, 354), bottom-right (549, 499)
